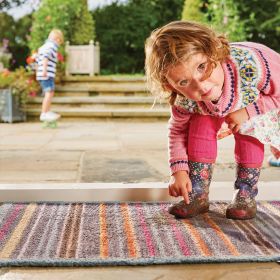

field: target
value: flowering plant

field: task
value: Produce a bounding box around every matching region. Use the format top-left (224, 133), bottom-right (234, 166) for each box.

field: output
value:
top-left (0, 67), bottom-right (40, 106)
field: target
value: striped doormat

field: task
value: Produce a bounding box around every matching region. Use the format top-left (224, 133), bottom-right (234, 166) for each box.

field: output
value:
top-left (0, 201), bottom-right (279, 267)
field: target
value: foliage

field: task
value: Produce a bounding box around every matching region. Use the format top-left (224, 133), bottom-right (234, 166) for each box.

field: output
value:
top-left (181, 0), bottom-right (207, 22)
top-left (0, 13), bottom-right (32, 69)
top-left (71, 0), bottom-right (95, 45)
top-left (29, 0), bottom-right (95, 51)
top-left (0, 67), bottom-right (40, 106)
top-left (93, 0), bottom-right (184, 74)
top-left (233, 0), bottom-right (280, 52)
top-left (206, 0), bottom-right (246, 42)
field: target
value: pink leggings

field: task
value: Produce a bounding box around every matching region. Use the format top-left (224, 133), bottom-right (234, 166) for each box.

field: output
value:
top-left (187, 114), bottom-right (264, 167)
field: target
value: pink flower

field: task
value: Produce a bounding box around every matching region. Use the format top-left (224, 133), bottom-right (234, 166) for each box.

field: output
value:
top-left (239, 171), bottom-right (247, 179)
top-left (29, 91), bottom-right (37, 97)
top-left (57, 52), bottom-right (64, 62)
top-left (200, 169), bottom-right (209, 179)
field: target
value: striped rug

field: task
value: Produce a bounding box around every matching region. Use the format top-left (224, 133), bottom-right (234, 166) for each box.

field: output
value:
top-left (0, 201), bottom-right (279, 267)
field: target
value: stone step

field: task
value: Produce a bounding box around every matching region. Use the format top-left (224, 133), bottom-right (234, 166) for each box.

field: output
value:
top-left (28, 96), bottom-right (157, 104)
top-left (55, 91), bottom-right (149, 97)
top-left (56, 82), bottom-right (147, 93)
top-left (61, 75), bottom-right (146, 83)
top-left (27, 96), bottom-right (167, 109)
top-left (26, 107), bottom-right (170, 120)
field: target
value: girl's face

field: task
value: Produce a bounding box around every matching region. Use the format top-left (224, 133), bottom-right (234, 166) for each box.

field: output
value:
top-left (165, 53), bottom-right (224, 102)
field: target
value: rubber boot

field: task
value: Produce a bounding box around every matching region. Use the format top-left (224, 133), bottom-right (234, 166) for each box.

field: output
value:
top-left (226, 165), bottom-right (260, 220)
top-left (169, 161), bottom-right (214, 218)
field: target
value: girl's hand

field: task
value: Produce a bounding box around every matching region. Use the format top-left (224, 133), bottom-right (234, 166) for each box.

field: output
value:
top-left (225, 108), bottom-right (249, 133)
top-left (168, 170), bottom-right (192, 204)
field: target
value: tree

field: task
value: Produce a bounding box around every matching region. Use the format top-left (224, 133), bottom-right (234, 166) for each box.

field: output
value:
top-left (93, 0), bottom-right (184, 74)
top-left (207, 0), bottom-right (246, 42)
top-left (71, 0), bottom-right (95, 45)
top-left (234, 0), bottom-right (280, 52)
top-left (29, 0), bottom-right (95, 51)
top-left (181, 0), bottom-right (207, 22)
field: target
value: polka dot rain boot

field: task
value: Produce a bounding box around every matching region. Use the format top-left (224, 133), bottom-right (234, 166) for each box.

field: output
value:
top-left (168, 161), bottom-right (214, 218)
top-left (226, 165), bottom-right (260, 220)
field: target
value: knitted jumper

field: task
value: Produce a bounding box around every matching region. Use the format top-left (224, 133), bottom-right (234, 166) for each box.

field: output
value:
top-left (169, 42), bottom-right (280, 174)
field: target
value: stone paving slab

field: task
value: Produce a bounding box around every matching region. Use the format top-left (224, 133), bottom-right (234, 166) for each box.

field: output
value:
top-left (0, 122), bottom-right (279, 183)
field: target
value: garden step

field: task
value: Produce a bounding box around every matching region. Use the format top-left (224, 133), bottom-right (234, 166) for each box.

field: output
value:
top-left (61, 75), bottom-right (146, 83)
top-left (27, 96), bottom-right (167, 109)
top-left (26, 107), bottom-right (170, 120)
top-left (56, 82), bottom-right (147, 93)
top-left (55, 91), bottom-right (148, 97)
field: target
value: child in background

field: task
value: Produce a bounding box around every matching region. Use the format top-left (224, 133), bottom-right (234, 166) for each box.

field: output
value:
top-left (145, 21), bottom-right (280, 220)
top-left (36, 29), bottom-right (64, 123)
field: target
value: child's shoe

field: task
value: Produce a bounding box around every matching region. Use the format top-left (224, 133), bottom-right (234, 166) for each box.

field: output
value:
top-left (40, 111), bottom-right (60, 122)
top-left (226, 166), bottom-right (260, 220)
top-left (168, 193), bottom-right (209, 218)
top-left (226, 184), bottom-right (257, 220)
top-left (40, 112), bottom-right (47, 121)
top-left (168, 161), bottom-right (213, 219)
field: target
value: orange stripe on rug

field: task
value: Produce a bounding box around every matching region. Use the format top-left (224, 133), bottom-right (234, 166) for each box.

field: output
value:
top-left (66, 204), bottom-right (83, 258)
top-left (120, 203), bottom-right (139, 258)
top-left (0, 204), bottom-right (37, 259)
top-left (203, 213), bottom-right (239, 256)
top-left (99, 203), bottom-right (109, 259)
top-left (183, 219), bottom-right (211, 256)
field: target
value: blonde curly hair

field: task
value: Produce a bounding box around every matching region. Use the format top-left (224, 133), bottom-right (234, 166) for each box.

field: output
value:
top-left (145, 21), bottom-right (230, 105)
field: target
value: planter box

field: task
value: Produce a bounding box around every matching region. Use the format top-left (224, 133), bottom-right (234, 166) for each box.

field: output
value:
top-left (65, 40), bottom-right (100, 76)
top-left (0, 88), bottom-right (26, 123)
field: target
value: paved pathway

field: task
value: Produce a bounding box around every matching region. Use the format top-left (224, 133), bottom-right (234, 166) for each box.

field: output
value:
top-left (0, 121), bottom-right (279, 183)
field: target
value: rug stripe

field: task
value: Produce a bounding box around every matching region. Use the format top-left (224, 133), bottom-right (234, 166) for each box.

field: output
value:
top-left (203, 213), bottom-right (239, 256)
top-left (17, 204), bottom-right (47, 258)
top-left (135, 203), bottom-right (156, 257)
top-left (211, 202), bottom-right (263, 255)
top-left (183, 219), bottom-right (212, 256)
top-left (99, 203), bottom-right (109, 259)
top-left (34, 205), bottom-right (59, 258)
top-left (142, 203), bottom-right (167, 257)
top-left (233, 220), bottom-right (272, 255)
top-left (160, 204), bottom-right (190, 256)
top-left (257, 204), bottom-right (280, 242)
top-left (158, 204), bottom-right (184, 258)
top-left (75, 204), bottom-right (100, 258)
top-left (0, 204), bottom-right (15, 226)
top-left (57, 204), bottom-right (77, 258)
top-left (254, 204), bottom-right (280, 246)
top-left (46, 204), bottom-right (70, 258)
top-left (120, 203), bottom-right (139, 258)
top-left (260, 201), bottom-right (280, 218)
top-left (0, 204), bottom-right (37, 259)
top-left (0, 204), bottom-right (24, 243)
top-left (105, 204), bottom-right (126, 258)
top-left (66, 204), bottom-right (83, 258)
top-left (236, 220), bottom-right (277, 253)
top-left (259, 203), bottom-right (280, 226)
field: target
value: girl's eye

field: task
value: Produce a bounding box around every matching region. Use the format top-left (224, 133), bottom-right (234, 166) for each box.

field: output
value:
top-left (198, 63), bottom-right (206, 71)
top-left (179, 80), bottom-right (188, 86)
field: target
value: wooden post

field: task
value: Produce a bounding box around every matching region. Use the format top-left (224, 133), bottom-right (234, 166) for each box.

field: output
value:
top-left (65, 41), bottom-right (70, 76)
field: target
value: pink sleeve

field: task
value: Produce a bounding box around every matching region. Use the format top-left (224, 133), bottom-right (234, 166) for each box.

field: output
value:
top-left (246, 46), bottom-right (280, 118)
top-left (168, 106), bottom-right (191, 175)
